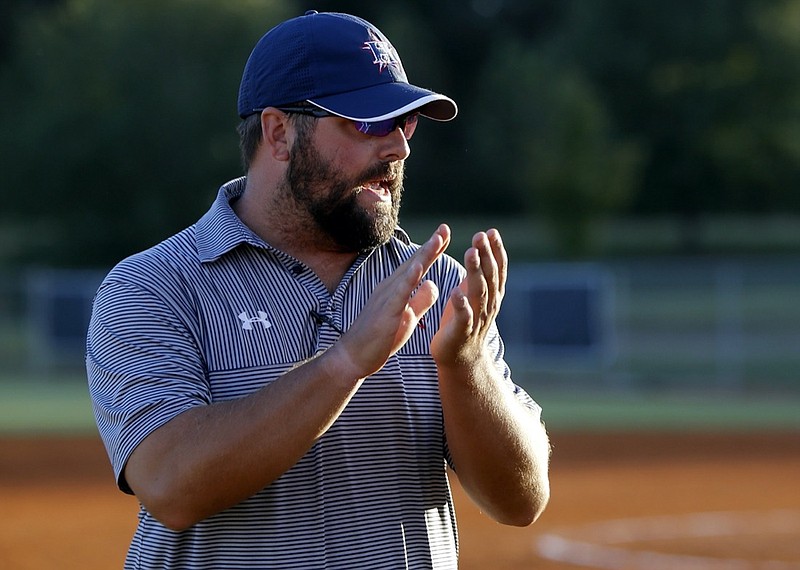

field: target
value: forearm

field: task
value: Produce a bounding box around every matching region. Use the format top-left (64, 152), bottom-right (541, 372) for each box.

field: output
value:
top-left (125, 345), bottom-right (362, 531)
top-left (438, 357), bottom-right (550, 526)
top-left (119, 226), bottom-right (450, 531)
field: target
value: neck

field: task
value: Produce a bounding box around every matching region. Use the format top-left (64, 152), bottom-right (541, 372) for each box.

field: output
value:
top-left (234, 176), bottom-right (359, 293)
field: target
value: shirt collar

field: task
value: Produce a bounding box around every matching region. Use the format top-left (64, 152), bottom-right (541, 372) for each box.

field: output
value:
top-left (196, 177), bottom-right (266, 263)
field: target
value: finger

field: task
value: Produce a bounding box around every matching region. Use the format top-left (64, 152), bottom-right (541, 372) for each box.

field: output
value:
top-left (486, 228), bottom-right (507, 298)
top-left (420, 224), bottom-right (450, 260)
top-left (371, 225), bottom-right (449, 321)
top-left (418, 224), bottom-right (450, 272)
top-left (463, 245), bottom-right (487, 326)
top-left (473, 232), bottom-right (499, 311)
top-left (393, 225), bottom-right (449, 290)
top-left (448, 286), bottom-right (474, 336)
top-left (386, 226), bottom-right (449, 303)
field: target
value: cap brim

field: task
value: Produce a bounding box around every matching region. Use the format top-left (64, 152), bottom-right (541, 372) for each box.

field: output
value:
top-left (308, 81), bottom-right (457, 122)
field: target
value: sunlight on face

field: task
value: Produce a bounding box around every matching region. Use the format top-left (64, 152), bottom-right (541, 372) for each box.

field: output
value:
top-left (283, 125), bottom-right (405, 253)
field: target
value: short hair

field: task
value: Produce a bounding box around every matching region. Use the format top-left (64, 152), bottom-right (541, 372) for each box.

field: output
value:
top-left (237, 114), bottom-right (262, 172)
top-left (237, 111), bottom-right (317, 172)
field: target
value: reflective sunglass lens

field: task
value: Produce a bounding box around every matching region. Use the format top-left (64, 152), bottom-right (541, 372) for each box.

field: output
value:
top-left (354, 119), bottom-right (393, 137)
top-left (354, 113), bottom-right (419, 139)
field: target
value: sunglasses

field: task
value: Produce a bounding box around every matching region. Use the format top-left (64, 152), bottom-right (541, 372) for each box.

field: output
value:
top-left (274, 104), bottom-right (419, 140)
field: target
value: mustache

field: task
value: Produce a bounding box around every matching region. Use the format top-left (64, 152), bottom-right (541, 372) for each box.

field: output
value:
top-left (356, 161), bottom-right (404, 187)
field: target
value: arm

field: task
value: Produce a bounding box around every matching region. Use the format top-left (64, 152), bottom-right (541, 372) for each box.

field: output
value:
top-left (119, 226), bottom-right (451, 531)
top-left (432, 229), bottom-right (551, 527)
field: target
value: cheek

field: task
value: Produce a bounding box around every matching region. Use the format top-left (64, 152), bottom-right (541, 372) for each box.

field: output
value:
top-left (320, 132), bottom-right (376, 169)
top-left (329, 142), bottom-right (372, 173)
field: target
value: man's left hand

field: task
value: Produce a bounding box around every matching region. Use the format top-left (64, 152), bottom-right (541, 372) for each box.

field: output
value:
top-left (431, 228), bottom-right (507, 370)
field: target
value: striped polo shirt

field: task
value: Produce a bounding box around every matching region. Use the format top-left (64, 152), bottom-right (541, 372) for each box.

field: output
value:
top-left (87, 177), bottom-right (540, 570)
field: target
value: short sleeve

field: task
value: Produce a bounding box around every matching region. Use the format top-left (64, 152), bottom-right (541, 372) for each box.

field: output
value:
top-left (86, 278), bottom-right (210, 494)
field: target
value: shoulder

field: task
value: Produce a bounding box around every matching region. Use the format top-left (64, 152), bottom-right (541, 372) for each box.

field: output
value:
top-left (100, 226), bottom-right (201, 301)
top-left (114, 225), bottom-right (197, 274)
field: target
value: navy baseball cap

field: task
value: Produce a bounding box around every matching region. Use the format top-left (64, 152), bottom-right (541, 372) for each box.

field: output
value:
top-left (237, 11), bottom-right (458, 122)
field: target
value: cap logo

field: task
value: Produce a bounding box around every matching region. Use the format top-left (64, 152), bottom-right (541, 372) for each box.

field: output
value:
top-left (362, 31), bottom-right (401, 73)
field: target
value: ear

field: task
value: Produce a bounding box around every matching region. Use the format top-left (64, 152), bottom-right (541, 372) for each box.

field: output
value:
top-left (260, 108), bottom-right (291, 162)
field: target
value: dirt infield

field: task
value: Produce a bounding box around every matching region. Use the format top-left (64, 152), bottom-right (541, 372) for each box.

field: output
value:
top-left (2, 430), bottom-right (799, 569)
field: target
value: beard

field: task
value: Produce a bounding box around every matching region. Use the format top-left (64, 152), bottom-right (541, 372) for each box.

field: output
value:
top-left (283, 138), bottom-right (404, 253)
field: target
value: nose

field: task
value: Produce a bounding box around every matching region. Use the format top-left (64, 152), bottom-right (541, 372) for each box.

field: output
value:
top-left (377, 127), bottom-right (411, 162)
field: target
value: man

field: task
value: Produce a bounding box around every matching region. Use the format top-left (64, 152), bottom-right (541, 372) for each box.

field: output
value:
top-left (87, 10), bottom-right (550, 569)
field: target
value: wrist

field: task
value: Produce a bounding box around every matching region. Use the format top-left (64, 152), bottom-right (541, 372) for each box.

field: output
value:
top-left (320, 342), bottom-right (366, 387)
top-left (433, 344), bottom-right (491, 372)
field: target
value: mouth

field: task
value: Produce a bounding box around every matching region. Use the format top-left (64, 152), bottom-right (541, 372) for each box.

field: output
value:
top-left (357, 178), bottom-right (392, 202)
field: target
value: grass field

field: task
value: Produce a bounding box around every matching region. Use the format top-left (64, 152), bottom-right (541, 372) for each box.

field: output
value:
top-left (2, 373), bottom-right (798, 435)
top-left (0, 375), bottom-right (94, 434)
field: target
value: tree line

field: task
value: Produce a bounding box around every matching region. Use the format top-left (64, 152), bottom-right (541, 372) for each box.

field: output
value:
top-left (2, 0), bottom-right (800, 265)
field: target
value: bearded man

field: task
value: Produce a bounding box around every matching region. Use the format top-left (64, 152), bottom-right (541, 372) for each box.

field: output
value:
top-left (87, 11), bottom-right (550, 570)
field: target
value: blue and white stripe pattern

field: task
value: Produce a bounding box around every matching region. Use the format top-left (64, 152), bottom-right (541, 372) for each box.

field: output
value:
top-left (87, 178), bottom-right (541, 569)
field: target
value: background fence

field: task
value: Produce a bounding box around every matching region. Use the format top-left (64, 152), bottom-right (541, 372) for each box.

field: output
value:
top-left (502, 256), bottom-right (800, 396)
top-left (1, 257), bottom-right (799, 397)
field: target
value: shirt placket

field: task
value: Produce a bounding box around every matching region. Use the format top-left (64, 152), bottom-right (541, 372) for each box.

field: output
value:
top-left (312, 295), bottom-right (343, 354)
top-left (286, 253), bottom-right (368, 358)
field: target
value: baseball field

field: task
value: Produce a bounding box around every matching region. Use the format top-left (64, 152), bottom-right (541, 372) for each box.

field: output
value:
top-left (1, 381), bottom-right (799, 569)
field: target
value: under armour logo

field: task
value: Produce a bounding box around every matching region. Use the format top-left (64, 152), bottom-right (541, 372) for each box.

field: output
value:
top-left (362, 32), bottom-right (401, 73)
top-left (238, 311), bottom-right (272, 331)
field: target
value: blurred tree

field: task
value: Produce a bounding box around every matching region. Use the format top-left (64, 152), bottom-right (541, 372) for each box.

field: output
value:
top-left (553, 0), bottom-right (800, 220)
top-left (0, 0), bottom-right (296, 267)
top-left (0, 0), bottom-right (63, 63)
top-left (4, 0), bottom-right (800, 265)
top-left (705, 1), bottom-right (800, 213)
top-left (470, 41), bottom-right (642, 257)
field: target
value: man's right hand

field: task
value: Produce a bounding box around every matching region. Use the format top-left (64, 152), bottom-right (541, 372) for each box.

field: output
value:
top-left (328, 224), bottom-right (451, 381)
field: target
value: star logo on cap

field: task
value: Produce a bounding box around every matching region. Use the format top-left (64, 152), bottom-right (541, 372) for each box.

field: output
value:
top-left (362, 31), bottom-right (401, 73)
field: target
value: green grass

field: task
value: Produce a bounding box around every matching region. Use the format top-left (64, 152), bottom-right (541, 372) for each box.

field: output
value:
top-left (0, 375), bottom-right (97, 434)
top-left (537, 390), bottom-right (800, 431)
top-left (1, 373), bottom-right (798, 435)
